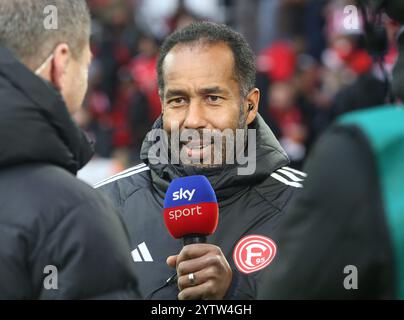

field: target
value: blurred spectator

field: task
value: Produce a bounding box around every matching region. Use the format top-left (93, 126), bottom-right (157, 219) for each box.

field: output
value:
top-left (332, 15), bottom-right (400, 118)
top-left (268, 82), bottom-right (308, 167)
top-left (279, 0), bottom-right (309, 43)
top-left (305, 0), bottom-right (328, 61)
top-left (233, 0), bottom-right (259, 52)
top-left (257, 41), bottom-right (297, 82)
top-left (257, 0), bottom-right (281, 51)
top-left (129, 35), bottom-right (161, 122)
top-left (295, 55), bottom-right (334, 149)
top-left (166, 0), bottom-right (200, 32)
top-left (109, 68), bottom-right (137, 149)
top-left (135, 0), bottom-right (225, 39)
top-left (86, 61), bottom-right (114, 157)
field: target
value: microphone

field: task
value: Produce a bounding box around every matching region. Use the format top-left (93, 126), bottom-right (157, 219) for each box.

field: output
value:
top-left (163, 175), bottom-right (219, 246)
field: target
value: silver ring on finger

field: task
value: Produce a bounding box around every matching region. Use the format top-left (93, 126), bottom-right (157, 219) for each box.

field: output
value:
top-left (188, 272), bottom-right (196, 286)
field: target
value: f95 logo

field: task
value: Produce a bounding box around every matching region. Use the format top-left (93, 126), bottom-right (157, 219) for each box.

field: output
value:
top-left (233, 235), bottom-right (277, 274)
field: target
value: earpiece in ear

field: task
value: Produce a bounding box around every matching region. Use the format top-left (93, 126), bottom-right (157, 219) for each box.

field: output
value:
top-left (248, 104), bottom-right (254, 111)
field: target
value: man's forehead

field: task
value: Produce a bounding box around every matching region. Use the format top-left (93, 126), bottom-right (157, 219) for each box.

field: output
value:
top-left (162, 42), bottom-right (238, 89)
top-left (163, 41), bottom-right (235, 72)
top-left (163, 77), bottom-right (239, 98)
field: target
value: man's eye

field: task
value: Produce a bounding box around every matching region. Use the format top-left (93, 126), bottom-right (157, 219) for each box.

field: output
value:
top-left (206, 95), bottom-right (222, 103)
top-left (169, 98), bottom-right (187, 106)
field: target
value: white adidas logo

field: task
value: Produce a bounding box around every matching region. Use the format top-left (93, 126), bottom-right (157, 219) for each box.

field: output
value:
top-left (131, 242), bottom-right (153, 262)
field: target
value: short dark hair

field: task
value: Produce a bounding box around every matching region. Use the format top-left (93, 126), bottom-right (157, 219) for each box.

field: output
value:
top-left (157, 22), bottom-right (256, 99)
top-left (0, 0), bottom-right (91, 69)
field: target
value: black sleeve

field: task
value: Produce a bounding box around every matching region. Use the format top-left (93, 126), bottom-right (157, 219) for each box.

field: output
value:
top-left (32, 193), bottom-right (140, 299)
top-left (258, 126), bottom-right (395, 299)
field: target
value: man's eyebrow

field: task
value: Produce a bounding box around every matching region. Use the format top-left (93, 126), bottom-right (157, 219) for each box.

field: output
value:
top-left (165, 89), bottom-right (188, 99)
top-left (198, 86), bottom-right (229, 95)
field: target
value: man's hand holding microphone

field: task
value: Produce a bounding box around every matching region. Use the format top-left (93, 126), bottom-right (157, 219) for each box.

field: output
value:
top-left (163, 176), bottom-right (233, 300)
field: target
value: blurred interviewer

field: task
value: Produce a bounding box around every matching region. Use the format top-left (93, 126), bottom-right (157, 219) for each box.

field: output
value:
top-left (96, 22), bottom-right (304, 300)
top-left (259, 0), bottom-right (404, 300)
top-left (0, 0), bottom-right (138, 299)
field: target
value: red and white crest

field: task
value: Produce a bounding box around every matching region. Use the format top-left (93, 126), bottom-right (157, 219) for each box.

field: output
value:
top-left (233, 235), bottom-right (277, 274)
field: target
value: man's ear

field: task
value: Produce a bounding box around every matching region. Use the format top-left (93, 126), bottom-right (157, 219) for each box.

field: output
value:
top-left (50, 43), bottom-right (71, 90)
top-left (245, 88), bottom-right (260, 126)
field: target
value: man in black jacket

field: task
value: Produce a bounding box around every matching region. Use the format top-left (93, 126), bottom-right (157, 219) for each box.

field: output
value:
top-left (97, 22), bottom-right (304, 299)
top-left (0, 0), bottom-right (138, 299)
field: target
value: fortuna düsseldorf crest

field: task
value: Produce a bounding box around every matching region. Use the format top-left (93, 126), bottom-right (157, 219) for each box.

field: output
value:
top-left (233, 235), bottom-right (277, 274)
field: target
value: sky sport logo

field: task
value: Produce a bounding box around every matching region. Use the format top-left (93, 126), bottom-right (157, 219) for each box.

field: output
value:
top-left (169, 188), bottom-right (202, 220)
top-left (233, 235), bottom-right (277, 274)
top-left (172, 188), bottom-right (196, 201)
top-left (168, 205), bottom-right (203, 221)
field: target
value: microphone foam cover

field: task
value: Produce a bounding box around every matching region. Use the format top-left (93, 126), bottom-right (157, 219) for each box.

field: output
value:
top-left (163, 175), bottom-right (219, 239)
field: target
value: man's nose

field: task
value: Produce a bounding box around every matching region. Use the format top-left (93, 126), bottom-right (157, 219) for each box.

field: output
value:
top-left (183, 100), bottom-right (208, 129)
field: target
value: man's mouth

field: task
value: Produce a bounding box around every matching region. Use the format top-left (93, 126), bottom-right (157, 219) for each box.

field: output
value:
top-left (183, 142), bottom-right (212, 159)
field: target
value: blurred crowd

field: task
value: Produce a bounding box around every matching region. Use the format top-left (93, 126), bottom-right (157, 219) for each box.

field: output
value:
top-left (76, 0), bottom-right (401, 183)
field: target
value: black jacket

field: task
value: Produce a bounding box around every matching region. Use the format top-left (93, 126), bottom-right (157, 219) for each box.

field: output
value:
top-left (97, 115), bottom-right (304, 299)
top-left (0, 45), bottom-right (138, 299)
top-left (258, 125), bottom-right (395, 299)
